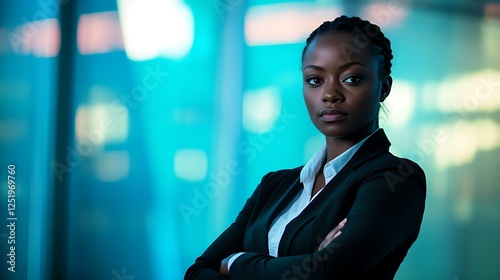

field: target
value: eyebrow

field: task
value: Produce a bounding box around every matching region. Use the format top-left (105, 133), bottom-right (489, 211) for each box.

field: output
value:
top-left (303, 62), bottom-right (366, 71)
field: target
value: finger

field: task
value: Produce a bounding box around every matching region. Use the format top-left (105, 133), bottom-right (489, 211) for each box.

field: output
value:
top-left (318, 218), bottom-right (347, 251)
top-left (319, 223), bottom-right (346, 250)
top-left (318, 240), bottom-right (328, 251)
top-left (338, 218), bottom-right (347, 227)
top-left (319, 235), bottom-right (334, 250)
top-left (319, 230), bottom-right (342, 250)
top-left (326, 219), bottom-right (346, 238)
top-left (332, 218), bottom-right (347, 231)
top-left (319, 236), bottom-right (332, 250)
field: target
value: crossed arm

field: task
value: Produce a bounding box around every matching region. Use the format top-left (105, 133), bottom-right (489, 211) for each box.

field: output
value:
top-left (219, 218), bottom-right (347, 276)
top-left (185, 164), bottom-right (425, 279)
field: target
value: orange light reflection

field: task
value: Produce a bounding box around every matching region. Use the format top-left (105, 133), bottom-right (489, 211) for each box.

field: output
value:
top-left (77, 11), bottom-right (124, 55)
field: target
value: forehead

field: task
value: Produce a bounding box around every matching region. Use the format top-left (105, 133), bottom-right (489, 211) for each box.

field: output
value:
top-left (302, 32), bottom-right (379, 68)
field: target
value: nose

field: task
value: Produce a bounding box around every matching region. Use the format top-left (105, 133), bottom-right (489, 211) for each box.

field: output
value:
top-left (322, 84), bottom-right (344, 104)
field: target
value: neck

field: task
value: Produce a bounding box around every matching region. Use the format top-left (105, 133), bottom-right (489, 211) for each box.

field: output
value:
top-left (325, 123), bottom-right (377, 162)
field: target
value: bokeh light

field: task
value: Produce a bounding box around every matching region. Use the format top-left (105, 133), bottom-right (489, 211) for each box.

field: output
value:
top-left (1, 0), bottom-right (499, 279)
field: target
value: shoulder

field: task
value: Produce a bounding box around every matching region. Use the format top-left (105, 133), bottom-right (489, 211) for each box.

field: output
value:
top-left (250, 166), bottom-right (303, 200)
top-left (262, 166), bottom-right (302, 182)
top-left (360, 151), bottom-right (426, 184)
top-left (257, 166), bottom-right (302, 191)
top-left (351, 129), bottom-right (426, 185)
top-left (352, 151), bottom-right (427, 210)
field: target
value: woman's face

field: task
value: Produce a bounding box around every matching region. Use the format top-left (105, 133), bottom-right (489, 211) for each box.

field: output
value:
top-left (302, 31), bottom-right (391, 141)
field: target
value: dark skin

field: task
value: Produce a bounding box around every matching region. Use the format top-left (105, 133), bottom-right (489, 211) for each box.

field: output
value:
top-left (219, 31), bottom-right (392, 276)
top-left (304, 32), bottom-right (392, 197)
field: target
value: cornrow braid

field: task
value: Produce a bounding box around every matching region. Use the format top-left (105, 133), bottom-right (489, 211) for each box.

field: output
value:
top-left (302, 15), bottom-right (393, 78)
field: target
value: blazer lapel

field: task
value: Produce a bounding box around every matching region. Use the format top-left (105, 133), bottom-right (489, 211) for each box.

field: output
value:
top-left (349, 129), bottom-right (391, 169)
top-left (246, 170), bottom-right (302, 254)
top-left (265, 176), bottom-right (302, 229)
top-left (277, 129), bottom-right (392, 256)
top-left (277, 164), bottom-right (355, 256)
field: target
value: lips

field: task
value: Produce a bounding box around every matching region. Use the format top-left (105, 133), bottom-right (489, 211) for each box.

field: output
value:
top-left (319, 108), bottom-right (347, 122)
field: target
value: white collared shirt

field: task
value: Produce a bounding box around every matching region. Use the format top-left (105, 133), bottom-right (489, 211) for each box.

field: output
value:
top-left (228, 130), bottom-right (376, 268)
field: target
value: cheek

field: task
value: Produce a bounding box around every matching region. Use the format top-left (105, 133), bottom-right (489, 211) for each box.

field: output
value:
top-left (359, 95), bottom-right (381, 120)
top-left (303, 93), bottom-right (317, 113)
top-left (352, 85), bottom-right (380, 110)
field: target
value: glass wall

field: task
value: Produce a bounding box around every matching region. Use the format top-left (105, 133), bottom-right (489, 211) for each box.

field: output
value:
top-left (0, 0), bottom-right (499, 279)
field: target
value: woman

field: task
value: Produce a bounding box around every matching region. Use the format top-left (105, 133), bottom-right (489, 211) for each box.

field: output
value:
top-left (185, 15), bottom-right (426, 279)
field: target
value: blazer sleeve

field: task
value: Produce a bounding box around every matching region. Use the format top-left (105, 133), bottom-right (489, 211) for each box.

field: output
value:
top-left (229, 159), bottom-right (426, 280)
top-left (184, 172), bottom-right (274, 280)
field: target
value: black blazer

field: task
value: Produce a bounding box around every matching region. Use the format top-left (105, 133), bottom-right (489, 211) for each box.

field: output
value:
top-left (185, 129), bottom-right (426, 279)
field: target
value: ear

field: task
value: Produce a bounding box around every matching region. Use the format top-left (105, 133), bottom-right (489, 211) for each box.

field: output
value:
top-left (380, 76), bottom-right (393, 102)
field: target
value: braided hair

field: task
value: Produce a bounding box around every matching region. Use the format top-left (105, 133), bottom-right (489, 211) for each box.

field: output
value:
top-left (302, 15), bottom-right (393, 78)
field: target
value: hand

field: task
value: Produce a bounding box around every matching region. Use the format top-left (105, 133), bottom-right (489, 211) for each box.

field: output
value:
top-left (318, 218), bottom-right (347, 251)
top-left (219, 253), bottom-right (236, 276)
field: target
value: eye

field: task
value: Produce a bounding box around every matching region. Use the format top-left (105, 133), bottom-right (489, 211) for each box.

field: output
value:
top-left (343, 75), bottom-right (363, 84)
top-left (306, 76), bottom-right (323, 86)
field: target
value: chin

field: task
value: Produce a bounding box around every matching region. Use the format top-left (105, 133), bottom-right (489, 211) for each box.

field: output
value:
top-left (316, 126), bottom-right (353, 138)
top-left (316, 117), bottom-right (378, 138)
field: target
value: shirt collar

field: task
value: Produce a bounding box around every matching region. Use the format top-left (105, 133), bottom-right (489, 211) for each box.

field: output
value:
top-left (300, 129), bottom-right (379, 187)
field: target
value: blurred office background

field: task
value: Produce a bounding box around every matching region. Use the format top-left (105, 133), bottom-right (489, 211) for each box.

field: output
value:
top-left (0, 0), bottom-right (499, 279)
